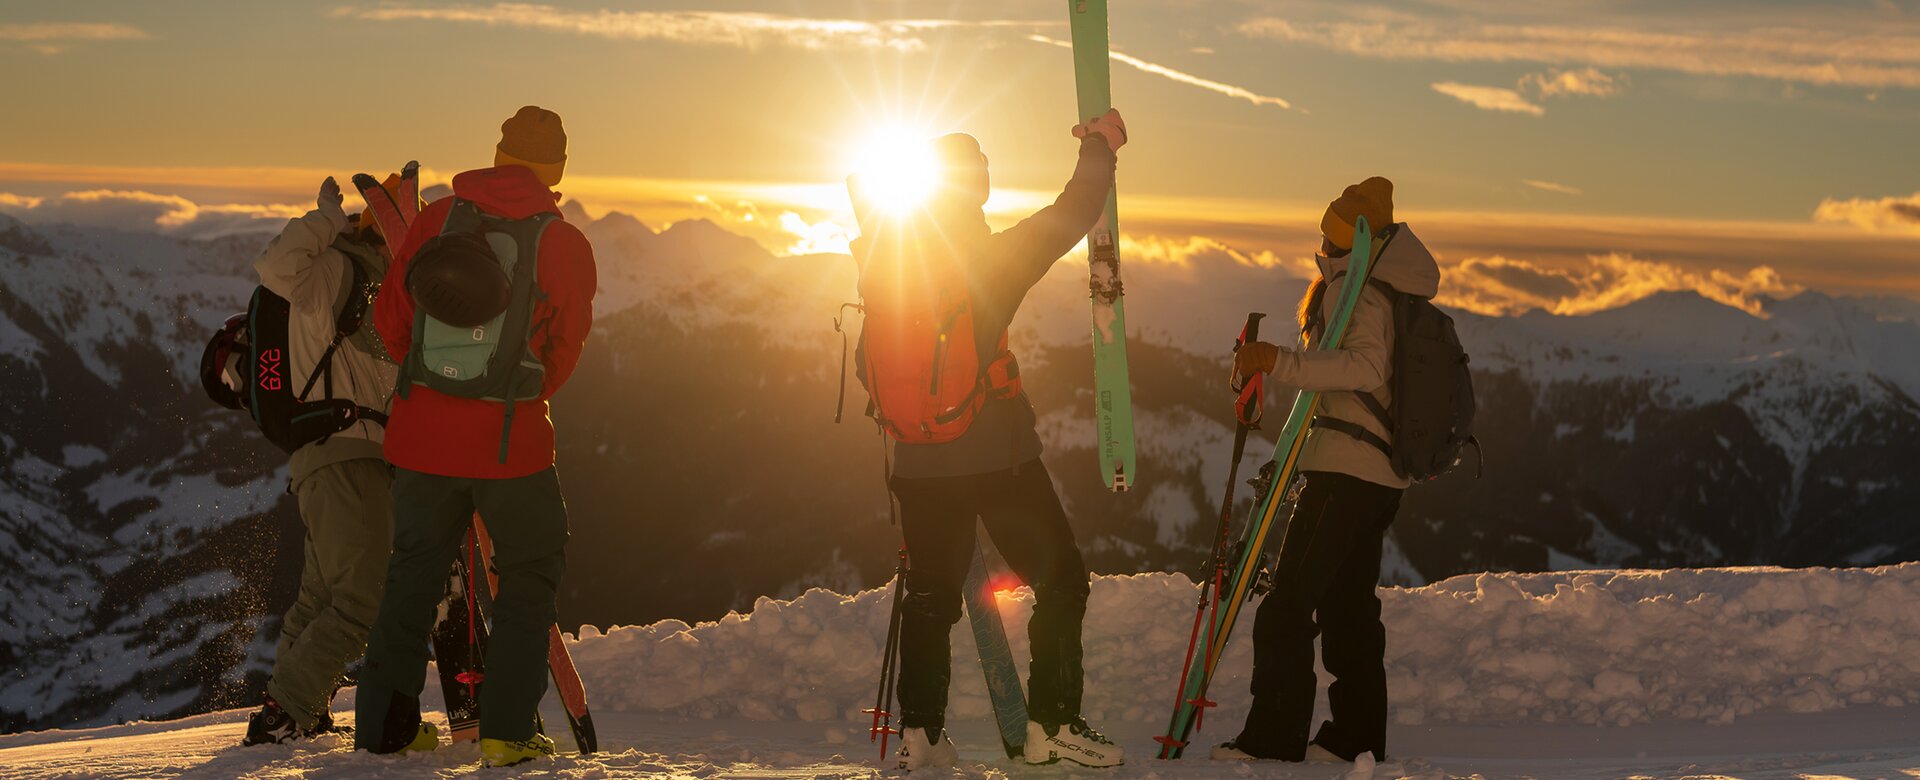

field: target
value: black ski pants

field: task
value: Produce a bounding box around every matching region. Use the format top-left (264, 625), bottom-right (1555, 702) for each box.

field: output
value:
top-left (890, 459), bottom-right (1090, 732)
top-left (1236, 470), bottom-right (1402, 762)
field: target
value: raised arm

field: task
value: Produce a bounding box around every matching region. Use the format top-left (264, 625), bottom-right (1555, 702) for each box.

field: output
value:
top-left (254, 178), bottom-right (349, 313)
top-left (987, 136), bottom-right (1118, 295)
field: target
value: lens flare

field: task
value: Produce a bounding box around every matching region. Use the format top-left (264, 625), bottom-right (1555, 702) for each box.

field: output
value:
top-left (848, 127), bottom-right (942, 215)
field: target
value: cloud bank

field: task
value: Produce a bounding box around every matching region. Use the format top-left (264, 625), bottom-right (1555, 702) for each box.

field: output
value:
top-left (0, 191), bottom-right (301, 240)
top-left (1440, 253), bottom-right (1803, 317)
top-left (1815, 192), bottom-right (1920, 235)
top-left (1241, 15), bottom-right (1920, 90)
top-left (342, 3), bottom-right (1040, 52)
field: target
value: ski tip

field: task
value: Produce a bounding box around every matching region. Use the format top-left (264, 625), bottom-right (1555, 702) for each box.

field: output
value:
top-left (1108, 463), bottom-right (1130, 492)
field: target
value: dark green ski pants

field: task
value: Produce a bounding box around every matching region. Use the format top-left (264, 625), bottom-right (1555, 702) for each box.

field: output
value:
top-left (355, 466), bottom-right (570, 750)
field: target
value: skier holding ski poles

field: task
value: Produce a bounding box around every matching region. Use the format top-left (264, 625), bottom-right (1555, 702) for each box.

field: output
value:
top-left (846, 109), bottom-right (1129, 771)
top-left (1206, 177), bottom-right (1442, 764)
top-left (354, 106), bottom-right (598, 768)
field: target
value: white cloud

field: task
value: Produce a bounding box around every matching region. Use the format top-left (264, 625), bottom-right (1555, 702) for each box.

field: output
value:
top-left (0, 190), bottom-right (301, 240)
top-left (1814, 191), bottom-right (1920, 234)
top-left (1242, 16), bottom-right (1920, 90)
top-left (342, 3), bottom-right (1043, 52)
top-left (1522, 179), bottom-right (1583, 195)
top-left (1430, 82), bottom-right (1545, 115)
top-left (1031, 35), bottom-right (1294, 109)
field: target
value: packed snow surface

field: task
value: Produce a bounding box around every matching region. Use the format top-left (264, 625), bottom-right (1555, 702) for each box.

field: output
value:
top-left (4, 565), bottom-right (1920, 778)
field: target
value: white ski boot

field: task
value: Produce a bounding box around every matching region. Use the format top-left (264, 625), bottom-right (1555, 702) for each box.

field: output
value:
top-left (1024, 717), bottom-right (1123, 767)
top-left (896, 727), bottom-right (957, 771)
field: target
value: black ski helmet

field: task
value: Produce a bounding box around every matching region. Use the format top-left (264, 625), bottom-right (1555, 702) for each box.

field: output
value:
top-left (407, 232), bottom-right (511, 328)
top-left (199, 313), bottom-right (249, 411)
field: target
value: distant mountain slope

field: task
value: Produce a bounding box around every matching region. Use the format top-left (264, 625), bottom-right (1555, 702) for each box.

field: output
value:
top-left (1, 209), bottom-right (1915, 732)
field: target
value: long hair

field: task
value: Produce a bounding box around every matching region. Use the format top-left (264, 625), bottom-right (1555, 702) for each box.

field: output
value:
top-left (1297, 276), bottom-right (1327, 347)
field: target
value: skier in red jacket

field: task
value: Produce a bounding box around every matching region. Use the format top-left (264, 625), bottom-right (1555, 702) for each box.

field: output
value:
top-left (356, 106), bottom-right (597, 768)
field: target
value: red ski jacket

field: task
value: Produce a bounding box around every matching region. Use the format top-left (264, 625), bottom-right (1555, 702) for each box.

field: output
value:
top-left (374, 165), bottom-right (597, 479)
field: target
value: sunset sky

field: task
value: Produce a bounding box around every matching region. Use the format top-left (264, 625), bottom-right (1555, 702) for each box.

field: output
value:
top-left (2, 0), bottom-right (1917, 310)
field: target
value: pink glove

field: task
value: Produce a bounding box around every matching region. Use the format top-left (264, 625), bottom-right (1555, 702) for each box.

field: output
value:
top-left (1072, 108), bottom-right (1128, 153)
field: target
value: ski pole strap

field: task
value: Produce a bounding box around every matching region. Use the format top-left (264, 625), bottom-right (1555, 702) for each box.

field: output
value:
top-left (834, 303), bottom-right (864, 424)
top-left (1310, 416), bottom-right (1393, 458)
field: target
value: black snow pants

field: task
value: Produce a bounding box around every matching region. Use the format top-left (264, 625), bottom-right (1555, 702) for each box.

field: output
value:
top-left (1235, 470), bottom-right (1402, 762)
top-left (890, 459), bottom-right (1090, 732)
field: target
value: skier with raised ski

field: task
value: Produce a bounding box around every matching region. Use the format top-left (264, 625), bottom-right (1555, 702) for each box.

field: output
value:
top-left (1211, 177), bottom-right (1440, 764)
top-left (353, 106), bottom-right (597, 767)
top-left (847, 109), bottom-right (1130, 771)
top-left (239, 176), bottom-right (405, 746)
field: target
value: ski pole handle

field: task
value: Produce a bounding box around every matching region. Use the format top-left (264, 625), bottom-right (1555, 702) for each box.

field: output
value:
top-left (1230, 313), bottom-right (1265, 426)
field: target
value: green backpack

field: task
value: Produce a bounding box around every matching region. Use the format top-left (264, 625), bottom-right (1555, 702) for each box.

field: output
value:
top-left (399, 198), bottom-right (558, 462)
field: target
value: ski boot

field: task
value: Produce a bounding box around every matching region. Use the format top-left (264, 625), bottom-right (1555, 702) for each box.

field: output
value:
top-left (1024, 716), bottom-right (1123, 767)
top-left (241, 696), bottom-right (302, 746)
top-left (896, 727), bottom-right (957, 771)
top-left (482, 733), bottom-right (557, 767)
top-left (402, 723), bottom-right (440, 753)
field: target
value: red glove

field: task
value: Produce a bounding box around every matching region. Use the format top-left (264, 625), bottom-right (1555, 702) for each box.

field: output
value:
top-left (1072, 108), bottom-right (1128, 153)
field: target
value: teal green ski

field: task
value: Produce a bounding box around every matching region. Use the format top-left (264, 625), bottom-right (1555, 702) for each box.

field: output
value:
top-left (962, 534), bottom-right (1028, 759)
top-left (1155, 218), bottom-right (1383, 759)
top-left (1067, 0), bottom-right (1137, 492)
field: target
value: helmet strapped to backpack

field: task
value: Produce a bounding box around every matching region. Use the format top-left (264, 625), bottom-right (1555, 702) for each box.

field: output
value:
top-left (408, 231), bottom-right (512, 328)
top-left (198, 249), bottom-right (390, 454)
top-left (398, 197), bottom-right (556, 463)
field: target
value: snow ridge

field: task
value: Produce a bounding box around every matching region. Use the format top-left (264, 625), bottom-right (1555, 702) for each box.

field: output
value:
top-left (565, 565), bottom-right (1920, 732)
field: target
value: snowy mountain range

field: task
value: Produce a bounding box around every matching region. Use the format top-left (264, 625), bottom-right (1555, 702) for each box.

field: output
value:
top-left (1, 206), bottom-right (1915, 733)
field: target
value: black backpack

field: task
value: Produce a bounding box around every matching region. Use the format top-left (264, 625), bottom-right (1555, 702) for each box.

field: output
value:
top-left (200, 243), bottom-right (390, 454)
top-left (1311, 276), bottom-right (1482, 482)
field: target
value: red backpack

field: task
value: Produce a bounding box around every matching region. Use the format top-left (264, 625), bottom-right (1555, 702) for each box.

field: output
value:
top-left (851, 216), bottom-right (1021, 443)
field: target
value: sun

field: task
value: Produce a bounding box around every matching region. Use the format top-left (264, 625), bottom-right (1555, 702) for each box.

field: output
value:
top-left (846, 126), bottom-right (942, 216)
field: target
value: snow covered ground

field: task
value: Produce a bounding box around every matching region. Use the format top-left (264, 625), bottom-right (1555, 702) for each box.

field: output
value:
top-left (4, 565), bottom-right (1919, 779)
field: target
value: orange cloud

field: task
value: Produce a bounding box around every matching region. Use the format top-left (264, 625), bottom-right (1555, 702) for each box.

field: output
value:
top-left (0, 22), bottom-right (147, 54)
top-left (1522, 180), bottom-right (1583, 195)
top-left (1814, 192), bottom-right (1920, 234)
top-left (1440, 253), bottom-right (1803, 317)
top-left (343, 4), bottom-right (1046, 52)
top-left (1242, 16), bottom-right (1920, 90)
top-left (1431, 82), bottom-right (1545, 116)
top-left (1521, 67), bottom-right (1623, 98)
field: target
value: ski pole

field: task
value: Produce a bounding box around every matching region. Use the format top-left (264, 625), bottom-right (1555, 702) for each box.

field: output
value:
top-left (865, 546), bottom-right (908, 760)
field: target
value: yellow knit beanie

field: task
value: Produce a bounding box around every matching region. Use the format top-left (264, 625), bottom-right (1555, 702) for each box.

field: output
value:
top-left (495, 106), bottom-right (568, 187)
top-left (1320, 176), bottom-right (1394, 250)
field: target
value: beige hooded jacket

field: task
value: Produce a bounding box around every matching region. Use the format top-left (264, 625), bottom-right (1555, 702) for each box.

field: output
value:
top-left (1271, 224), bottom-right (1442, 490)
top-left (254, 208), bottom-right (399, 484)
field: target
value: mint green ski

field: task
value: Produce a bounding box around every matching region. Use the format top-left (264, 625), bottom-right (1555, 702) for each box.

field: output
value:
top-left (1067, 0), bottom-right (1137, 492)
top-left (1155, 218), bottom-right (1382, 759)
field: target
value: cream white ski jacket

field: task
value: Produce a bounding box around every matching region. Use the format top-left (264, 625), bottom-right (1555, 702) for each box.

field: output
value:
top-left (254, 208), bottom-right (399, 482)
top-left (1273, 225), bottom-right (1443, 490)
